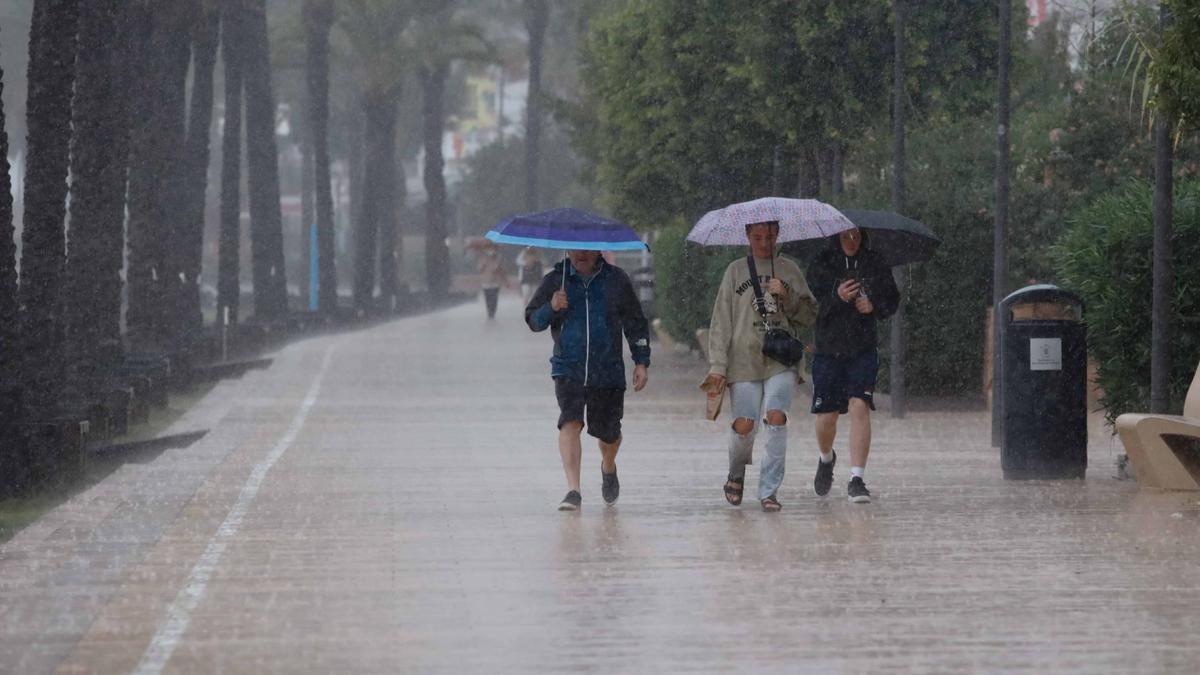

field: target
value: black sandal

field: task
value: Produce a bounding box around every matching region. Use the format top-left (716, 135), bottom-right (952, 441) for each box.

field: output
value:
top-left (761, 495), bottom-right (781, 512)
top-left (724, 476), bottom-right (745, 505)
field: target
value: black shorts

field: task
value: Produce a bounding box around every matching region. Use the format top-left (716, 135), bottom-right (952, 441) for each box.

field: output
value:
top-left (810, 348), bottom-right (879, 414)
top-left (554, 377), bottom-right (624, 444)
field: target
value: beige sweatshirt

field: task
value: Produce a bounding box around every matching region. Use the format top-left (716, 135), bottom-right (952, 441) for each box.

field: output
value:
top-left (707, 255), bottom-right (818, 383)
top-left (477, 251), bottom-right (507, 289)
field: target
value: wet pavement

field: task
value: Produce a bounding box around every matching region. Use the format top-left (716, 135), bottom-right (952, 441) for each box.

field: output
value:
top-left (2, 292), bottom-right (1199, 673)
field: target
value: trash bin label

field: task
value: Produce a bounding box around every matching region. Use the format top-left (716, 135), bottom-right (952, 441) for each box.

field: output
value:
top-left (1030, 338), bottom-right (1062, 371)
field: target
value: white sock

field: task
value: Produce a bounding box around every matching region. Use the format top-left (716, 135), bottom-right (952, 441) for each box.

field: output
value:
top-left (819, 451), bottom-right (834, 464)
top-left (850, 466), bottom-right (864, 479)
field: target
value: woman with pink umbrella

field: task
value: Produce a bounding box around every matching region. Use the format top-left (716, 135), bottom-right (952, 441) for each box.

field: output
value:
top-left (692, 198), bottom-right (852, 511)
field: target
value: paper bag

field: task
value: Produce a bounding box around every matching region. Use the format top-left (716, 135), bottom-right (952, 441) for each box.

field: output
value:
top-left (699, 377), bottom-right (726, 421)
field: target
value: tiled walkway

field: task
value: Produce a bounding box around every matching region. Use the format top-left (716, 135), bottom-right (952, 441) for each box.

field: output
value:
top-left (2, 293), bottom-right (1197, 673)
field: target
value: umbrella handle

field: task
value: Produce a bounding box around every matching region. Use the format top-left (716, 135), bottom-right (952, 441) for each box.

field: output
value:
top-left (561, 252), bottom-right (568, 290)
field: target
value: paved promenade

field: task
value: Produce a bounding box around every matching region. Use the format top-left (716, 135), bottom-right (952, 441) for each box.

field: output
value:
top-left (2, 292), bottom-right (1199, 673)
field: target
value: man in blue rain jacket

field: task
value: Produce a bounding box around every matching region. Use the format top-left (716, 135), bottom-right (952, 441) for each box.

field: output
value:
top-left (525, 250), bottom-right (650, 511)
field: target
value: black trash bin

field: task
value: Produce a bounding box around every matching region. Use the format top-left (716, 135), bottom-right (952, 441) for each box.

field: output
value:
top-left (998, 285), bottom-right (1087, 479)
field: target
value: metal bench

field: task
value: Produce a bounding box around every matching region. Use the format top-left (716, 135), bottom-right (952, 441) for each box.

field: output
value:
top-left (1117, 360), bottom-right (1200, 490)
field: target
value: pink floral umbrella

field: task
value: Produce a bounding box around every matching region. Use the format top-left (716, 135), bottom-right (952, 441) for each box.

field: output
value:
top-left (686, 197), bottom-right (855, 246)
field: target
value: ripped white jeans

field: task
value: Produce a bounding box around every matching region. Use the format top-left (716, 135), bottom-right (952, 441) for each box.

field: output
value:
top-left (728, 370), bottom-right (795, 501)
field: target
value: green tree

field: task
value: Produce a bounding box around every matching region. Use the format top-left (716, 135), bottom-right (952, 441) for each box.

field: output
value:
top-left (304, 0), bottom-right (339, 315)
top-left (0, 33), bottom-right (19, 485)
top-left (523, 0), bottom-right (548, 210)
top-left (1055, 180), bottom-right (1200, 421)
top-left (456, 129), bottom-right (597, 238)
top-left (64, 0), bottom-right (133, 377)
top-left (1153, 0), bottom-right (1200, 130)
top-left (178, 3), bottom-right (221, 338)
top-left (843, 116), bottom-right (996, 397)
top-left (218, 0), bottom-right (245, 326)
top-left (338, 0), bottom-right (422, 310)
top-left (411, 1), bottom-right (492, 298)
top-left (126, 0), bottom-right (192, 352)
top-left (18, 0), bottom-right (81, 418)
top-left (574, 0), bottom-right (776, 227)
top-left (243, 0), bottom-right (290, 320)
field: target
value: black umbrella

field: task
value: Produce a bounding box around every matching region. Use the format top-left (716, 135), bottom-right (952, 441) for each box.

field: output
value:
top-left (779, 209), bottom-right (940, 267)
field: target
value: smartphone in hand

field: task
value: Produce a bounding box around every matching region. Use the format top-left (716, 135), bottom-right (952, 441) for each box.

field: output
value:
top-left (845, 269), bottom-right (864, 299)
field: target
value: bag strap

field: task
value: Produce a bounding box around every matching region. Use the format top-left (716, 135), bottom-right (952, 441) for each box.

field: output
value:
top-left (746, 256), bottom-right (770, 321)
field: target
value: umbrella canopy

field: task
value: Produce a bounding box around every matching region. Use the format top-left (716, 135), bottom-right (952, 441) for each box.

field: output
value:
top-left (779, 209), bottom-right (940, 267)
top-left (686, 197), bottom-right (855, 246)
top-left (485, 207), bottom-right (648, 251)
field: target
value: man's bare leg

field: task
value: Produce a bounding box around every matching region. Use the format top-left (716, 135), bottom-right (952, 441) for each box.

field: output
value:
top-left (599, 435), bottom-right (621, 473)
top-left (815, 412), bottom-right (839, 455)
top-left (559, 421), bottom-right (583, 492)
top-left (847, 398), bottom-right (871, 469)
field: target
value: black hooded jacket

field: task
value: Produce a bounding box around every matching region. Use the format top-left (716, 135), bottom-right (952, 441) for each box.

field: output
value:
top-left (805, 231), bottom-right (900, 357)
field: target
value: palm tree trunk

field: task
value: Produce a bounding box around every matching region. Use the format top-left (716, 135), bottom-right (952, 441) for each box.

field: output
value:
top-left (305, 0), bottom-right (338, 315)
top-left (126, 0), bottom-right (192, 354)
top-left (242, 0), bottom-right (288, 321)
top-left (1150, 3), bottom-right (1173, 414)
top-left (890, 0), bottom-right (907, 419)
top-left (420, 62), bottom-right (450, 299)
top-left (17, 0), bottom-right (81, 417)
top-left (218, 0), bottom-right (244, 328)
top-left (355, 89), bottom-right (399, 312)
top-left (0, 44), bottom-right (21, 476)
top-left (376, 105), bottom-right (400, 310)
top-left (523, 0), bottom-right (548, 211)
top-left (818, 145), bottom-right (834, 198)
top-left (796, 145), bottom-right (820, 198)
top-left (300, 120), bottom-right (314, 309)
top-left (352, 99), bottom-right (374, 311)
top-left (178, 5), bottom-right (221, 342)
top-left (830, 142), bottom-right (845, 198)
top-left (64, 0), bottom-right (134, 377)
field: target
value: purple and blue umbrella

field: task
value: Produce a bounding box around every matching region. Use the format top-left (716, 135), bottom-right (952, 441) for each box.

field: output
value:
top-left (485, 207), bottom-right (648, 252)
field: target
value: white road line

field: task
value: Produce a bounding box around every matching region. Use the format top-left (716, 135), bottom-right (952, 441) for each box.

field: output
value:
top-left (133, 346), bottom-right (335, 675)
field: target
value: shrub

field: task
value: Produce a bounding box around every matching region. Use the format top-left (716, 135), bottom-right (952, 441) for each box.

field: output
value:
top-left (1054, 180), bottom-right (1200, 422)
top-left (844, 115), bottom-right (997, 397)
top-left (651, 221), bottom-right (742, 347)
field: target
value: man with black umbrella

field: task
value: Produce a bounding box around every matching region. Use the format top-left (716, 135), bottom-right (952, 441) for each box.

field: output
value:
top-left (805, 227), bottom-right (900, 503)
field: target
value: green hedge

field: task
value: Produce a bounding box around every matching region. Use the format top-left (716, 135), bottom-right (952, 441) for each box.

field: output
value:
top-left (652, 221), bottom-right (742, 347)
top-left (844, 115), bottom-right (998, 397)
top-left (1054, 180), bottom-right (1200, 422)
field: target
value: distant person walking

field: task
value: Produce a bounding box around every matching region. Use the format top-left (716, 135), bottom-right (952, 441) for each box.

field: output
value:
top-left (525, 249), bottom-right (650, 511)
top-left (805, 227), bottom-right (899, 503)
top-left (702, 221), bottom-right (818, 511)
top-left (517, 247), bottom-right (544, 303)
top-left (477, 245), bottom-right (508, 319)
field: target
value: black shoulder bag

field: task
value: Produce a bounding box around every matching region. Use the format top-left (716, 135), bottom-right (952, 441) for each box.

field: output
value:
top-left (746, 256), bottom-right (805, 368)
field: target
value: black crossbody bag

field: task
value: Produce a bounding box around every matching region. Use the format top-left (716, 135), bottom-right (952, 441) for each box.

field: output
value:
top-left (746, 256), bottom-right (805, 368)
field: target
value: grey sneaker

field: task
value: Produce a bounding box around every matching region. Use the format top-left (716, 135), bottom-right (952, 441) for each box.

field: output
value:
top-left (602, 466), bottom-right (619, 504)
top-left (814, 451), bottom-right (836, 496)
top-left (558, 490), bottom-right (582, 511)
top-left (847, 477), bottom-right (871, 504)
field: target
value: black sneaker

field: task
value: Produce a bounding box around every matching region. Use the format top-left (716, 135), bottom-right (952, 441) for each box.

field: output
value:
top-left (602, 465), bottom-right (619, 504)
top-left (814, 451), bottom-right (836, 496)
top-left (847, 477), bottom-right (871, 504)
top-left (558, 490), bottom-right (582, 511)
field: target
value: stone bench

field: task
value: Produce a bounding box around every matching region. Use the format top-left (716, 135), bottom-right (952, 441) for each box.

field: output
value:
top-left (1117, 360), bottom-right (1200, 490)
